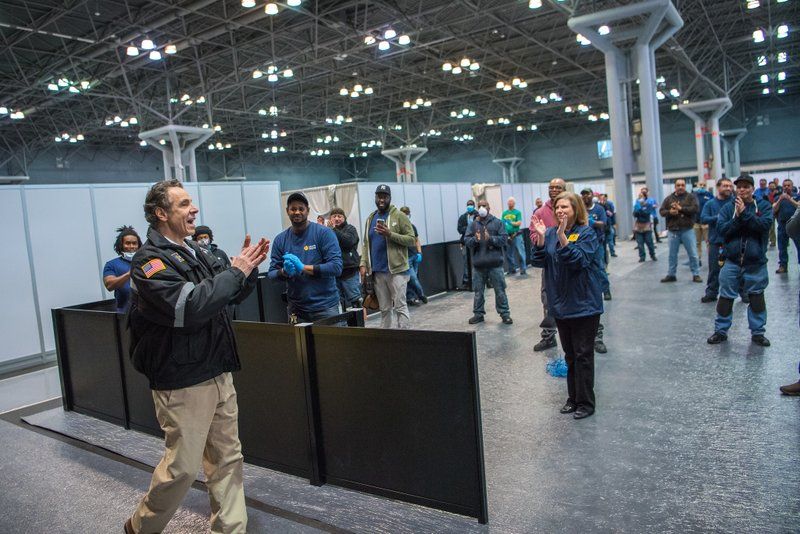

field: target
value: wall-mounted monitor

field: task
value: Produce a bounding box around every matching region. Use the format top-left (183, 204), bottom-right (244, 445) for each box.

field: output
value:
top-left (597, 139), bottom-right (612, 160)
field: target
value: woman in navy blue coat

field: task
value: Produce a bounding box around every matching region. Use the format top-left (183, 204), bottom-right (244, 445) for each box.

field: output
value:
top-left (531, 192), bottom-right (604, 419)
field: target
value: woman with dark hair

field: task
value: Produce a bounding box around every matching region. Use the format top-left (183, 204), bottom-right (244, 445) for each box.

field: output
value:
top-left (531, 192), bottom-right (604, 420)
top-left (103, 225), bottom-right (141, 312)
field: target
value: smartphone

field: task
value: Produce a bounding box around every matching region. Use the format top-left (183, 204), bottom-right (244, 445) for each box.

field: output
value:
top-left (376, 218), bottom-right (386, 227)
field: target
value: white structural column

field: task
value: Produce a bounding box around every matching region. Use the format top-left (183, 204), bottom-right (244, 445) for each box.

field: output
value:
top-left (139, 124), bottom-right (214, 182)
top-left (721, 129), bottom-right (747, 178)
top-left (678, 98), bottom-right (732, 182)
top-left (492, 157), bottom-right (524, 183)
top-left (381, 146), bottom-right (429, 183)
top-left (569, 0), bottom-right (683, 237)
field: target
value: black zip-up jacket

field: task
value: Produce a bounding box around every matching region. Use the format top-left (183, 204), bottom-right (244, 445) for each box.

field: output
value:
top-left (128, 227), bottom-right (257, 390)
top-left (332, 222), bottom-right (360, 278)
top-left (717, 199), bottom-right (773, 267)
top-left (458, 211), bottom-right (474, 244)
top-left (464, 214), bottom-right (508, 269)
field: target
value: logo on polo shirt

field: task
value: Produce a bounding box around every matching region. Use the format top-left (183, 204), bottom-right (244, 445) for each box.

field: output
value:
top-left (303, 244), bottom-right (317, 251)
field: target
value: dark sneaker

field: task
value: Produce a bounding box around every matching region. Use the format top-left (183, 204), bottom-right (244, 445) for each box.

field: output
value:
top-left (651, 255), bottom-right (657, 261)
top-left (700, 295), bottom-right (716, 303)
top-left (468, 315), bottom-right (484, 324)
top-left (573, 407), bottom-right (594, 420)
top-left (603, 291), bottom-right (612, 301)
top-left (560, 401), bottom-right (577, 414)
top-left (707, 332), bottom-right (727, 344)
top-left (639, 258), bottom-right (645, 263)
top-left (751, 335), bottom-right (770, 347)
top-left (502, 316), bottom-right (514, 325)
top-left (776, 266), bottom-right (787, 274)
top-left (692, 275), bottom-right (703, 283)
top-left (420, 295), bottom-right (428, 304)
top-left (408, 299), bottom-right (419, 307)
top-left (594, 340), bottom-right (607, 354)
top-left (779, 380), bottom-right (800, 396)
top-left (661, 275), bottom-right (677, 283)
top-left (534, 337), bottom-right (557, 351)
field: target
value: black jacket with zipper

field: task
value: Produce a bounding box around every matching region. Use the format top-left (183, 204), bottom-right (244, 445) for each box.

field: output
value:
top-left (332, 222), bottom-right (360, 278)
top-left (128, 227), bottom-right (257, 390)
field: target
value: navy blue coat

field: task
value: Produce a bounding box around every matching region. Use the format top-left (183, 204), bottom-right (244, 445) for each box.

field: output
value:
top-left (531, 225), bottom-right (604, 319)
top-left (717, 199), bottom-right (773, 267)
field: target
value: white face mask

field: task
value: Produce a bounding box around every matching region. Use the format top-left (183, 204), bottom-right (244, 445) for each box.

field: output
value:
top-left (197, 238), bottom-right (211, 248)
top-left (477, 207), bottom-right (488, 218)
top-left (122, 251), bottom-right (135, 260)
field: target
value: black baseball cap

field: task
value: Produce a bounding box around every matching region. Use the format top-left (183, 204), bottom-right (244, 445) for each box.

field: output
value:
top-left (375, 184), bottom-right (391, 195)
top-left (580, 187), bottom-right (593, 195)
top-left (734, 173), bottom-right (754, 187)
top-left (286, 191), bottom-right (309, 206)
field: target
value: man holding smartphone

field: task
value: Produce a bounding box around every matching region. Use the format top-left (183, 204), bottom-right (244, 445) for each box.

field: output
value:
top-left (360, 185), bottom-right (416, 328)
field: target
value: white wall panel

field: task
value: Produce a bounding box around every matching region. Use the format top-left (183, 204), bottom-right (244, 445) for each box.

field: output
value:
top-left (440, 183), bottom-right (461, 242)
top-left (0, 189), bottom-right (41, 362)
top-left (402, 184), bottom-right (427, 244)
top-left (198, 183), bottom-right (247, 259)
top-left (500, 184), bottom-right (514, 209)
top-left (512, 184), bottom-right (525, 220)
top-left (485, 185), bottom-right (503, 217)
top-left (356, 183), bottom-right (377, 238)
top-left (422, 183), bottom-right (444, 244)
top-left (92, 185), bottom-right (150, 299)
top-left (457, 182), bottom-right (474, 208)
top-left (26, 187), bottom-right (103, 351)
top-left (242, 182), bottom-right (283, 273)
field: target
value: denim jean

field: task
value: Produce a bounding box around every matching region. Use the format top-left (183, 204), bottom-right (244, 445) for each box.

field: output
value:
top-left (605, 226), bottom-right (616, 263)
top-left (406, 261), bottom-right (425, 300)
top-left (705, 244), bottom-right (722, 298)
top-left (714, 262), bottom-right (768, 335)
top-left (593, 244), bottom-right (610, 293)
top-left (667, 228), bottom-right (700, 277)
top-left (777, 222), bottom-right (800, 268)
top-left (287, 302), bottom-right (341, 324)
top-left (635, 231), bottom-right (656, 260)
top-left (472, 266), bottom-right (510, 318)
top-left (336, 272), bottom-right (362, 308)
top-left (505, 234), bottom-right (527, 273)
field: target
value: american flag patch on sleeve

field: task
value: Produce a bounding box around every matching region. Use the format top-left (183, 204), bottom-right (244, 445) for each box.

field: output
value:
top-left (142, 258), bottom-right (167, 278)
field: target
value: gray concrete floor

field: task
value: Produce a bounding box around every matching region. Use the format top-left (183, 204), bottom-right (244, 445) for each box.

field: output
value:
top-left (2, 241), bottom-right (799, 532)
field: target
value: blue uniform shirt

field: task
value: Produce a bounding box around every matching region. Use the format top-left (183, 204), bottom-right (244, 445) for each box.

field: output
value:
top-left (700, 196), bottom-right (735, 245)
top-left (103, 256), bottom-right (132, 311)
top-left (693, 189), bottom-right (713, 223)
top-left (587, 202), bottom-right (607, 243)
top-left (268, 223), bottom-right (343, 313)
top-left (369, 212), bottom-right (390, 273)
top-left (775, 194), bottom-right (800, 224)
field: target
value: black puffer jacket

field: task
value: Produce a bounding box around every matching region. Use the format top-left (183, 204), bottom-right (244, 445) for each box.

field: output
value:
top-left (332, 222), bottom-right (360, 278)
top-left (128, 227), bottom-right (257, 390)
top-left (464, 214), bottom-right (508, 269)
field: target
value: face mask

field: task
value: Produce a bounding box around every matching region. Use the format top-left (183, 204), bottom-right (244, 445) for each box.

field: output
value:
top-left (197, 238), bottom-right (211, 248)
top-left (477, 207), bottom-right (488, 218)
top-left (466, 205), bottom-right (475, 213)
top-left (122, 251), bottom-right (135, 260)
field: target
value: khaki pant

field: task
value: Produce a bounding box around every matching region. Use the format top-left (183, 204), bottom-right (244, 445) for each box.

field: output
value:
top-left (373, 271), bottom-right (410, 328)
top-left (694, 223), bottom-right (709, 260)
top-left (131, 372), bottom-right (247, 534)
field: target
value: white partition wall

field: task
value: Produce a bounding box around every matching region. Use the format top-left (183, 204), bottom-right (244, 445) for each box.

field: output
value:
top-left (402, 184), bottom-right (427, 244)
top-left (440, 183), bottom-right (462, 242)
top-left (0, 181), bottom-right (281, 371)
top-left (0, 189), bottom-right (41, 363)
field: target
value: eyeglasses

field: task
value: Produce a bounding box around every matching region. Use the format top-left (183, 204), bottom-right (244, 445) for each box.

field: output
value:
top-left (548, 186), bottom-right (564, 190)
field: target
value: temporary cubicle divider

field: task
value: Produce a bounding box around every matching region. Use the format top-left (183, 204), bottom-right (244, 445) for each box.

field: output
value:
top-left (51, 302), bottom-right (488, 523)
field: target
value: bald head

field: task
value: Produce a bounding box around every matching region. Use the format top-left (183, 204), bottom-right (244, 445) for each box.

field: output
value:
top-left (548, 178), bottom-right (566, 201)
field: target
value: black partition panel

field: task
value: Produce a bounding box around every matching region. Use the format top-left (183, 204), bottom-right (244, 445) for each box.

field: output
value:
top-left (53, 308), bottom-right (127, 425)
top-left (308, 326), bottom-right (488, 523)
top-left (446, 242), bottom-right (467, 289)
top-left (233, 321), bottom-right (313, 478)
top-left (258, 276), bottom-right (289, 324)
top-left (116, 316), bottom-right (161, 437)
top-left (418, 243), bottom-right (449, 296)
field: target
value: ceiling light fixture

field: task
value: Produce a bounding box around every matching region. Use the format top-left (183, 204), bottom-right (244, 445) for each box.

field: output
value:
top-left (265, 3), bottom-right (279, 15)
top-left (165, 44), bottom-right (177, 54)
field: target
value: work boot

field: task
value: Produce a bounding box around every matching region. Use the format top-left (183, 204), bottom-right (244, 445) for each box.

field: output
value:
top-left (700, 295), bottom-right (716, 303)
top-left (661, 275), bottom-right (677, 283)
top-left (468, 315), bottom-right (484, 325)
top-left (603, 290), bottom-right (612, 301)
top-left (779, 380), bottom-right (800, 396)
top-left (707, 332), bottom-right (727, 344)
top-left (594, 339), bottom-right (607, 354)
top-left (776, 266), bottom-right (788, 274)
top-left (651, 255), bottom-right (657, 261)
top-left (420, 295), bottom-right (428, 304)
top-left (573, 407), bottom-right (594, 420)
top-left (751, 335), bottom-right (771, 347)
top-left (534, 336), bottom-right (557, 351)
top-left (560, 401), bottom-right (577, 414)
top-left (692, 275), bottom-right (703, 283)
top-left (502, 316), bottom-right (514, 325)
top-left (639, 257), bottom-right (645, 263)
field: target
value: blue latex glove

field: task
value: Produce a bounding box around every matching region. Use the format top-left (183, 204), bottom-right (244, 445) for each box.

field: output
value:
top-left (414, 253), bottom-right (423, 265)
top-left (283, 253), bottom-right (305, 273)
top-left (283, 258), bottom-right (298, 277)
top-left (588, 215), bottom-right (596, 226)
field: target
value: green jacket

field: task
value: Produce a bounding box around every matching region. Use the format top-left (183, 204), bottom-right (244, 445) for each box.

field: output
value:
top-left (360, 205), bottom-right (416, 274)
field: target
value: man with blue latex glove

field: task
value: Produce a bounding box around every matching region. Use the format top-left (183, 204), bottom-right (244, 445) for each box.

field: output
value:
top-left (400, 206), bottom-right (427, 306)
top-left (268, 192), bottom-right (343, 322)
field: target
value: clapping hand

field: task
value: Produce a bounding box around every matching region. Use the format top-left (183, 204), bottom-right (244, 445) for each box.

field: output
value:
top-left (556, 213), bottom-right (568, 236)
top-left (231, 234), bottom-right (270, 277)
top-left (283, 253), bottom-right (305, 275)
top-left (734, 196), bottom-right (745, 216)
top-left (531, 216), bottom-right (547, 241)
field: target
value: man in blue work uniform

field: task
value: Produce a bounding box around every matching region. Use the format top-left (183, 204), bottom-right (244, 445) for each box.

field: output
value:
top-left (268, 192), bottom-right (343, 323)
top-left (700, 178), bottom-right (734, 303)
top-left (773, 178), bottom-right (800, 275)
top-left (693, 181), bottom-right (714, 265)
top-left (103, 225), bottom-right (141, 312)
top-left (581, 188), bottom-right (611, 301)
top-left (707, 173), bottom-right (773, 347)
top-left (598, 194), bottom-right (616, 262)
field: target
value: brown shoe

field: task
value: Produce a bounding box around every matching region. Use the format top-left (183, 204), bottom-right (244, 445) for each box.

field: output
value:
top-left (124, 518), bottom-right (135, 534)
top-left (776, 266), bottom-right (788, 274)
top-left (780, 380), bottom-right (800, 396)
top-left (692, 275), bottom-right (703, 283)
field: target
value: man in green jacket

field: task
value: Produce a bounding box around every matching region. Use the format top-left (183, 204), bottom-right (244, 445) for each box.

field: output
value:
top-left (360, 184), bottom-right (416, 328)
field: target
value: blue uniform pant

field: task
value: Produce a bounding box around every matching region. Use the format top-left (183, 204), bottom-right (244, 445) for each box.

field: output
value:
top-left (714, 262), bottom-right (768, 336)
top-left (667, 228), bottom-right (700, 277)
top-left (336, 272), bottom-right (362, 308)
top-left (605, 226), bottom-right (616, 263)
top-left (705, 244), bottom-right (722, 298)
top-left (406, 261), bottom-right (425, 300)
top-left (472, 266), bottom-right (510, 318)
top-left (593, 244), bottom-right (610, 293)
top-left (287, 302), bottom-right (342, 324)
top-left (635, 230), bottom-right (656, 260)
top-left (505, 234), bottom-right (527, 273)
top-left (777, 222), bottom-right (800, 268)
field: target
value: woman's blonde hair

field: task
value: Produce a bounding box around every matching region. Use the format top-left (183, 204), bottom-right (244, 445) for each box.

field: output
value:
top-left (554, 192), bottom-right (588, 226)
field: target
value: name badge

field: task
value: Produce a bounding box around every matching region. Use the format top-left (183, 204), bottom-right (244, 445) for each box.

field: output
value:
top-left (568, 233), bottom-right (579, 242)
